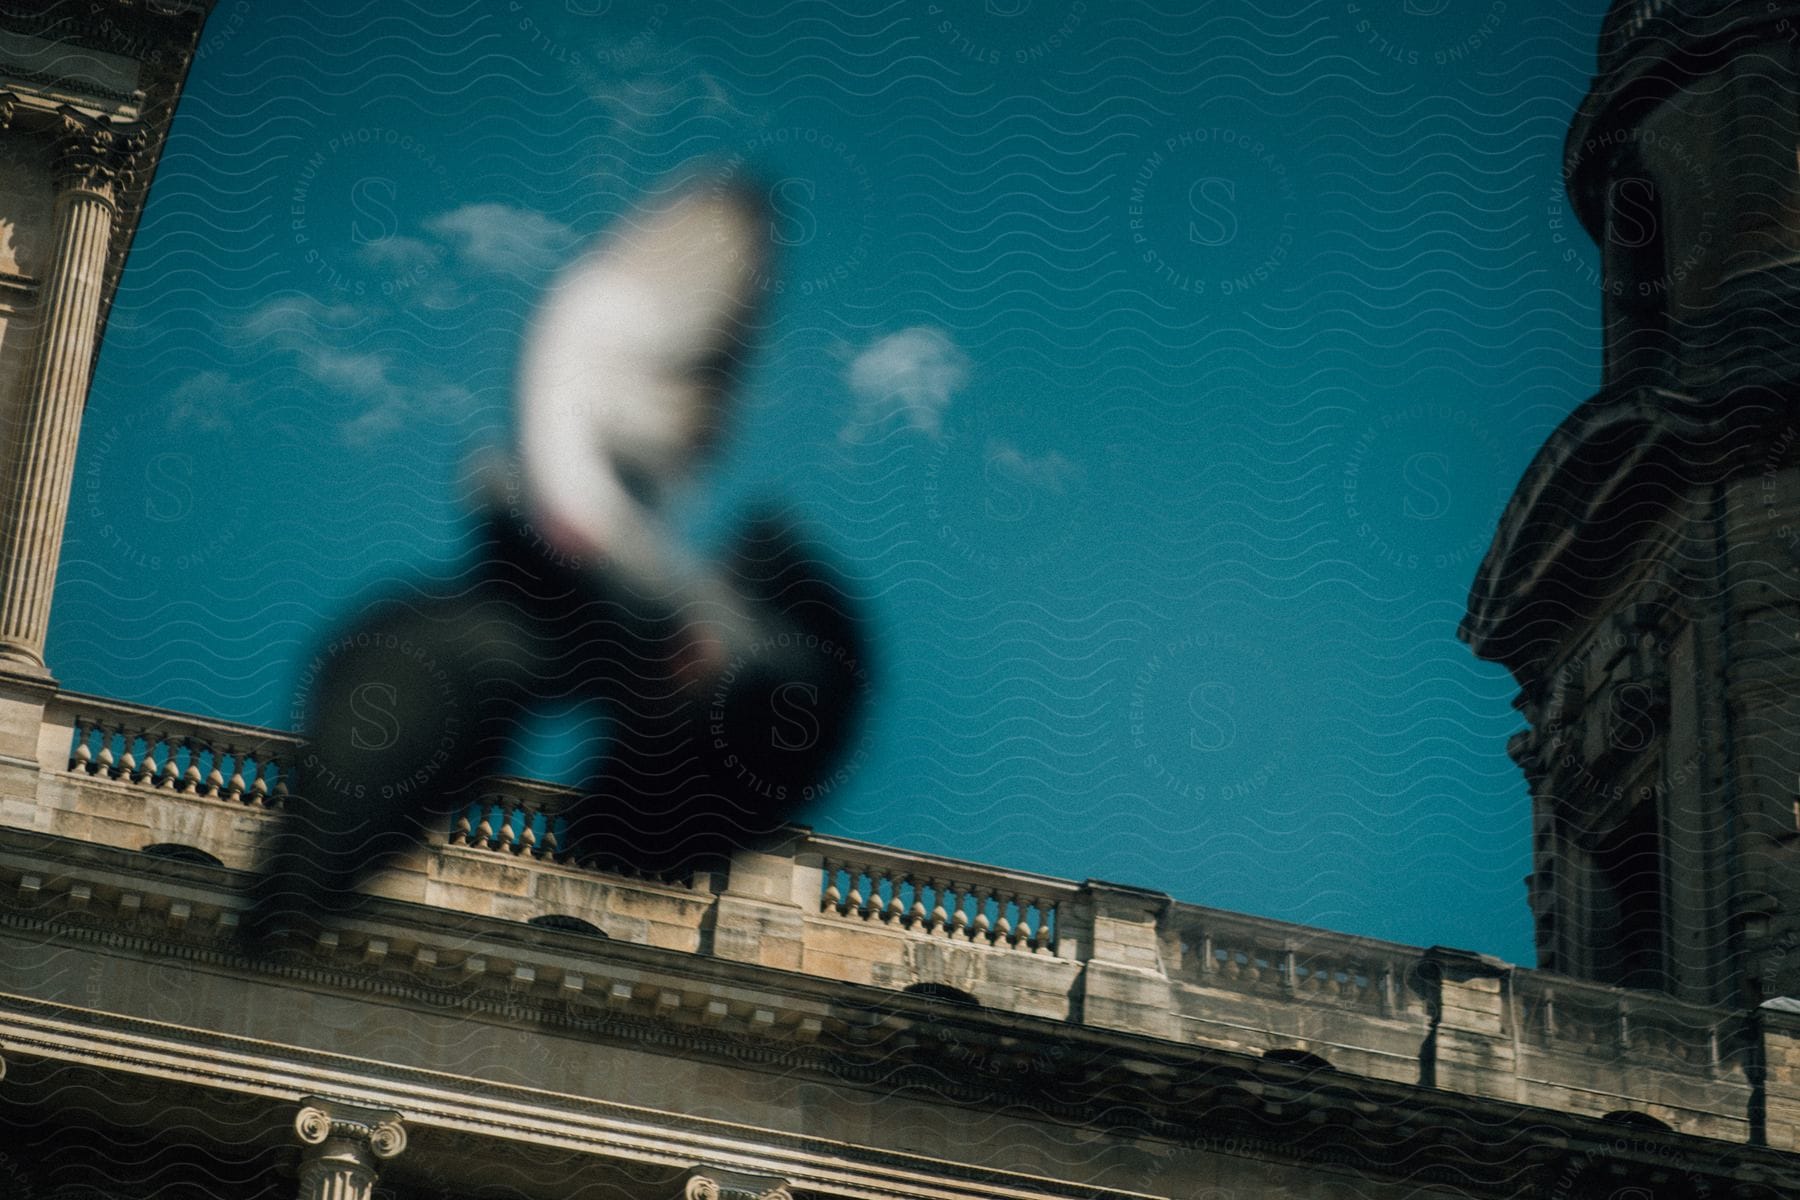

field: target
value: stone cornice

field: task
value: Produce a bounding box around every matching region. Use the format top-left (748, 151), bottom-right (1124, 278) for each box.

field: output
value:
top-left (0, 1), bottom-right (212, 66)
top-left (1459, 385), bottom-right (1770, 673)
top-left (1, 829), bottom-right (1795, 1198)
top-left (0, 994), bottom-right (1161, 1200)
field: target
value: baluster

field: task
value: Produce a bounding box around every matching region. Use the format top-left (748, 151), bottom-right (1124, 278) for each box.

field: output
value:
top-left (929, 878), bottom-right (950, 935)
top-left (496, 796), bottom-right (519, 853)
top-left (845, 865), bottom-right (866, 918)
top-left (224, 745), bottom-right (247, 803)
top-left (198, 743), bottom-right (223, 797)
top-left (93, 724), bottom-right (116, 778)
top-left (972, 886), bottom-right (993, 943)
top-left (821, 858), bottom-right (841, 914)
top-left (177, 738), bottom-right (201, 792)
top-left (474, 799), bottom-right (496, 849)
top-left (908, 876), bottom-right (928, 929)
top-left (249, 757), bottom-right (271, 804)
top-left (861, 867), bottom-right (885, 920)
top-left (517, 803), bottom-right (539, 855)
top-left (948, 883), bottom-right (971, 939)
top-left (450, 802), bottom-right (472, 845)
top-left (1199, 930), bottom-right (1215, 974)
top-left (884, 871), bottom-right (905, 924)
top-left (1033, 902), bottom-right (1054, 953)
top-left (1014, 898), bottom-right (1037, 949)
top-left (156, 736), bottom-right (181, 788)
top-left (539, 812), bottom-right (561, 860)
top-left (133, 729), bottom-right (160, 784)
top-left (994, 893), bottom-right (1015, 947)
top-left (68, 717), bottom-right (93, 772)
top-left (115, 726), bottom-right (138, 783)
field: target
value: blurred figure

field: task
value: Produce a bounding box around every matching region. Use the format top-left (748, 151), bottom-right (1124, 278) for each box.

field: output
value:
top-left (242, 184), bottom-right (869, 948)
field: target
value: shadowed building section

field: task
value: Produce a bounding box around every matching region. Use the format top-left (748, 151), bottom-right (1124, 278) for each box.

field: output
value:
top-left (1464, 0), bottom-right (1800, 1012)
top-left (247, 504), bottom-right (869, 942)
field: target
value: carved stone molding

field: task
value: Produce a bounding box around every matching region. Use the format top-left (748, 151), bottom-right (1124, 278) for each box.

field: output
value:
top-left (682, 1166), bottom-right (794, 1200)
top-left (294, 1097), bottom-right (406, 1200)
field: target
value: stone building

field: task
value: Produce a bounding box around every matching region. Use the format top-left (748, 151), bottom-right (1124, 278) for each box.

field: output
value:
top-left (1, 0), bottom-right (1799, 1197)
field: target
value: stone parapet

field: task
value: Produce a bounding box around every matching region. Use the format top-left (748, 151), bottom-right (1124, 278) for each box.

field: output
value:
top-left (9, 685), bottom-right (1772, 1143)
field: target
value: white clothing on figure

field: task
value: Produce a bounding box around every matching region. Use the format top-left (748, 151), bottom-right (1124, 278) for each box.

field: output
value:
top-left (515, 187), bottom-right (769, 663)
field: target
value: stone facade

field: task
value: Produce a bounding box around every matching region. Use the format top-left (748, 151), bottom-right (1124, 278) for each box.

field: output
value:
top-left (1, 0), bottom-right (1799, 1197)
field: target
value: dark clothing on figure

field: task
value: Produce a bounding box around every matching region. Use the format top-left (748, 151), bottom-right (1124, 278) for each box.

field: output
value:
top-left (242, 506), bottom-right (867, 946)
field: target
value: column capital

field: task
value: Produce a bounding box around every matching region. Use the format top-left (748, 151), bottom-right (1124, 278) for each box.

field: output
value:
top-left (49, 108), bottom-right (144, 199)
top-left (681, 1167), bottom-right (793, 1200)
top-left (294, 1097), bottom-right (406, 1159)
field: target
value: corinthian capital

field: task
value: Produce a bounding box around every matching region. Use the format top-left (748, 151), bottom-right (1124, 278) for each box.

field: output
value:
top-left (50, 108), bottom-right (146, 196)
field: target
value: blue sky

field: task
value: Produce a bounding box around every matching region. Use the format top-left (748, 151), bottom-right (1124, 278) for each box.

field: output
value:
top-left (51, 0), bottom-right (1618, 964)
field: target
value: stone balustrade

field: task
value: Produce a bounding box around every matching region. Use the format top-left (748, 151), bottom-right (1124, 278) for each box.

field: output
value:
top-left (64, 700), bottom-right (295, 806)
top-left (1173, 906), bottom-right (1415, 1017)
top-left (449, 780), bottom-right (573, 862)
top-left (5, 689), bottom-right (1764, 1140)
top-left (813, 843), bottom-right (1064, 954)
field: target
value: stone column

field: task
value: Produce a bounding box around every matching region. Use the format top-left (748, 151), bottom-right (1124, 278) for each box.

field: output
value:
top-left (0, 108), bottom-right (138, 672)
top-left (293, 1098), bottom-right (406, 1200)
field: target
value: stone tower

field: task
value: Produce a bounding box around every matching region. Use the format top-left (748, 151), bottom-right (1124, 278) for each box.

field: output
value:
top-left (1463, 0), bottom-right (1800, 1007)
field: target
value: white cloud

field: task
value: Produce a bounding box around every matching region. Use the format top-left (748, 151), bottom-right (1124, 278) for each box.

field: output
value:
top-left (165, 369), bottom-right (247, 434)
top-left (425, 204), bottom-right (576, 277)
top-left (842, 326), bottom-right (969, 443)
top-left (239, 295), bottom-right (363, 345)
top-left (235, 295), bottom-right (470, 447)
top-left (356, 233), bottom-right (441, 274)
top-left (589, 66), bottom-right (743, 141)
top-left (986, 440), bottom-right (1081, 493)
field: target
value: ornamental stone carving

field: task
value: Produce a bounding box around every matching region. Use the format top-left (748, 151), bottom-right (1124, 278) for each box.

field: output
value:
top-left (681, 1167), bottom-right (794, 1200)
top-left (49, 108), bottom-right (145, 200)
top-left (293, 1097), bottom-right (406, 1200)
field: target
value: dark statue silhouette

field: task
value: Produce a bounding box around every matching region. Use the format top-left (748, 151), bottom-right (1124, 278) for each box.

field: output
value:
top-left (241, 184), bottom-right (869, 948)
